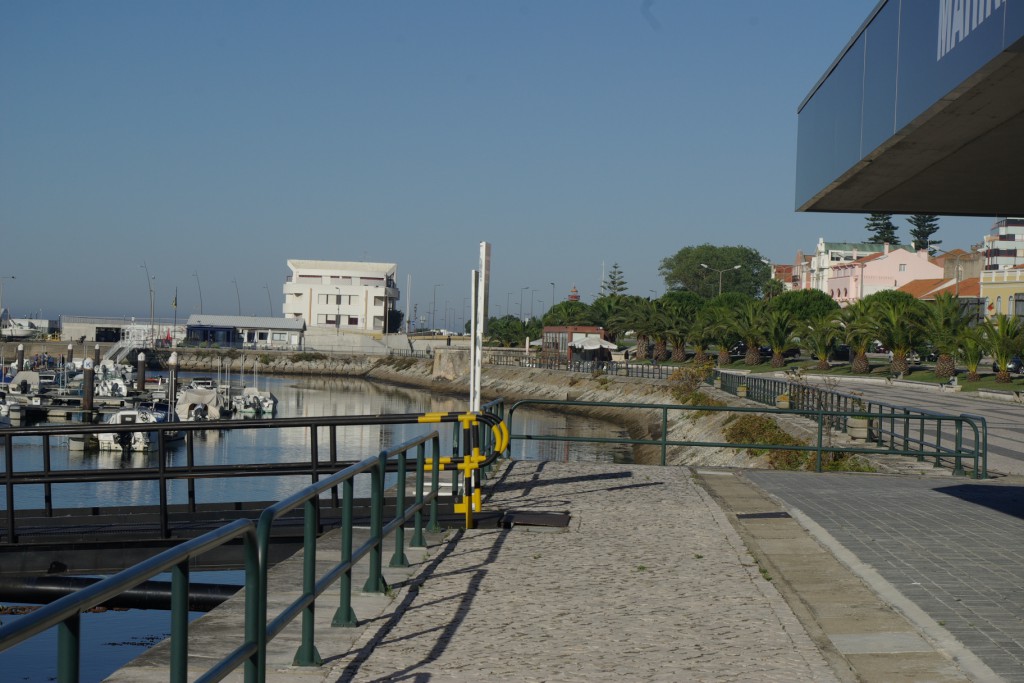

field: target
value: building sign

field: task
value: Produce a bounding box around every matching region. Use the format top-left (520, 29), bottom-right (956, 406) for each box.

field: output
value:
top-left (938, 0), bottom-right (1004, 60)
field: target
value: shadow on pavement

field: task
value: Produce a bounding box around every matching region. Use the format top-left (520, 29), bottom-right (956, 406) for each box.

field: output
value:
top-left (933, 483), bottom-right (1024, 520)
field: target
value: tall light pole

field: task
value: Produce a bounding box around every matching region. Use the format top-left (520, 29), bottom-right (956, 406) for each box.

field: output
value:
top-left (232, 278), bottom-right (241, 315)
top-left (520, 286), bottom-right (528, 320)
top-left (193, 270), bottom-right (203, 314)
top-left (700, 263), bottom-right (741, 296)
top-left (530, 289), bottom-right (537, 319)
top-left (140, 263), bottom-right (155, 344)
top-left (550, 282), bottom-right (556, 313)
top-left (432, 284), bottom-right (442, 331)
top-left (0, 275), bottom-right (14, 329)
top-left (263, 284), bottom-right (273, 316)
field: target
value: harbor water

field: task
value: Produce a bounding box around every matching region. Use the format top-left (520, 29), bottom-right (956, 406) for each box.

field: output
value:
top-left (0, 373), bottom-right (631, 681)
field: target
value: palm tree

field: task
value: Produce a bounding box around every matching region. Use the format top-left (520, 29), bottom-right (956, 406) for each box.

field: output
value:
top-left (981, 314), bottom-right (1024, 383)
top-left (802, 311), bottom-right (839, 371)
top-left (689, 307), bottom-right (715, 364)
top-left (729, 301), bottom-right (766, 366)
top-left (923, 293), bottom-right (971, 379)
top-left (958, 325), bottom-right (987, 382)
top-left (838, 300), bottom-right (875, 374)
top-left (610, 296), bottom-right (656, 360)
top-left (763, 309), bottom-right (800, 368)
top-left (870, 297), bottom-right (926, 375)
top-left (663, 298), bottom-right (698, 362)
top-left (707, 305), bottom-right (738, 366)
top-left (588, 295), bottom-right (624, 343)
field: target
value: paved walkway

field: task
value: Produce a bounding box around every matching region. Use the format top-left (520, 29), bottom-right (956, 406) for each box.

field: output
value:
top-left (110, 461), bottom-right (1021, 682)
top-left (745, 470), bottom-right (1024, 683)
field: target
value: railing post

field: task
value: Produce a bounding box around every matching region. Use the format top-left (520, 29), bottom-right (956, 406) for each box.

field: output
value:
top-left (412, 442), bottom-right (426, 547)
top-left (429, 436), bottom-right (441, 533)
top-left (816, 410), bottom-right (824, 473)
top-left (953, 419), bottom-right (966, 477)
top-left (661, 407), bottom-right (668, 466)
top-left (186, 430), bottom-right (196, 513)
top-left (362, 452), bottom-right (387, 593)
top-left (389, 450), bottom-right (410, 568)
top-left (332, 477), bottom-right (358, 627)
top-left (5, 432), bottom-right (16, 543)
top-left (917, 415), bottom-right (926, 461)
top-left (293, 498), bottom-right (323, 666)
top-left (57, 612), bottom-right (81, 683)
top-left (934, 417), bottom-right (943, 468)
top-left (170, 559), bottom-right (190, 683)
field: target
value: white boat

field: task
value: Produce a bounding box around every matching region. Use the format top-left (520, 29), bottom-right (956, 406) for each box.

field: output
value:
top-left (230, 386), bottom-right (276, 416)
top-left (175, 387), bottom-right (228, 421)
top-left (0, 320), bottom-right (36, 340)
top-left (97, 407), bottom-right (163, 452)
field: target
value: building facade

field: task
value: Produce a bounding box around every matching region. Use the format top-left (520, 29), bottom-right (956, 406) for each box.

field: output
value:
top-left (806, 239), bottom-right (899, 293)
top-left (826, 245), bottom-right (942, 306)
top-left (282, 260), bottom-right (400, 333)
top-left (982, 218), bottom-right (1024, 272)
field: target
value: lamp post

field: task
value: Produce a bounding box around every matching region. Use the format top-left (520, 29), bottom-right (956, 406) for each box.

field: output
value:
top-left (432, 284), bottom-right (442, 332)
top-left (140, 263), bottom-right (155, 345)
top-left (0, 275), bottom-right (14, 331)
top-left (700, 263), bottom-right (741, 296)
top-left (550, 282), bottom-right (556, 313)
top-left (530, 289), bottom-right (537, 319)
top-left (232, 278), bottom-right (241, 315)
top-left (263, 284), bottom-right (273, 316)
top-left (520, 286), bottom-right (528, 321)
top-left (193, 271), bottom-right (203, 314)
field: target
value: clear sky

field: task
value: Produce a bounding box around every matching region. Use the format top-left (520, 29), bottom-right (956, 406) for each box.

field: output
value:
top-left (0, 1), bottom-right (993, 327)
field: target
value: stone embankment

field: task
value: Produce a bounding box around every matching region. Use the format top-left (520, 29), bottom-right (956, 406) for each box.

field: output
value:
top-left (167, 347), bottom-right (779, 468)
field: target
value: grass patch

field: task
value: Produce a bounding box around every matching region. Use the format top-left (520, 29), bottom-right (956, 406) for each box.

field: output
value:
top-left (722, 414), bottom-right (874, 472)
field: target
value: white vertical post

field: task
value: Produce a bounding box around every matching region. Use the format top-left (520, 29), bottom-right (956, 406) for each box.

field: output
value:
top-left (470, 270), bottom-right (479, 410)
top-left (471, 242), bottom-right (490, 412)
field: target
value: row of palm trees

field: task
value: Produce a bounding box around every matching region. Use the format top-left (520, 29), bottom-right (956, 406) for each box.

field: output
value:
top-left (488, 289), bottom-right (1023, 383)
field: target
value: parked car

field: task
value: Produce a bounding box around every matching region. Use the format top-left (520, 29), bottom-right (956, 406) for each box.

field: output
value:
top-left (992, 356), bottom-right (1024, 374)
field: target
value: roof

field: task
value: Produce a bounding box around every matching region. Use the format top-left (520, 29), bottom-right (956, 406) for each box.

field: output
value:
top-left (897, 279), bottom-right (950, 299)
top-left (186, 315), bottom-right (305, 330)
top-left (930, 277), bottom-right (980, 298)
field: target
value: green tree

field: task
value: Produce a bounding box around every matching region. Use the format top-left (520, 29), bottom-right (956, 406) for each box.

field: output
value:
top-left (761, 278), bottom-right (785, 301)
top-left (658, 244), bottom-right (771, 299)
top-left (601, 263), bottom-right (628, 296)
top-left (768, 289), bottom-right (839, 326)
top-left (486, 315), bottom-right (527, 347)
top-left (802, 312), bottom-right (840, 370)
top-left (662, 293), bottom-right (702, 362)
top-left (958, 326), bottom-right (987, 382)
top-left (610, 296), bottom-right (656, 360)
top-left (763, 309), bottom-right (800, 368)
top-left (542, 301), bottom-right (591, 326)
top-left (868, 294), bottom-right (927, 375)
top-left (689, 306), bottom-right (716, 365)
top-left (730, 301), bottom-right (766, 366)
top-left (922, 292), bottom-right (971, 379)
top-left (981, 314), bottom-right (1024, 383)
top-left (588, 295), bottom-right (624, 342)
top-left (908, 214), bottom-right (941, 253)
top-left (866, 213), bottom-right (900, 244)
top-left (839, 300), bottom-right (875, 374)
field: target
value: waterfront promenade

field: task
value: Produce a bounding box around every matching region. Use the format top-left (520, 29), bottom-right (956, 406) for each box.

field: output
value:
top-left (111, 458), bottom-right (1023, 682)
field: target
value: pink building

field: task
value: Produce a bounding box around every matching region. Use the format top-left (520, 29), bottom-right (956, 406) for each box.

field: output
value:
top-left (827, 244), bottom-right (943, 306)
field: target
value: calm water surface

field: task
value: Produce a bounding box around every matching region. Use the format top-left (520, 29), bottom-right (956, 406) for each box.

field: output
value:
top-left (0, 373), bottom-right (630, 681)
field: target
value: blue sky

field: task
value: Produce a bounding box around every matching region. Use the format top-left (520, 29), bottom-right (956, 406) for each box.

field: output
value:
top-left (0, 1), bottom-right (993, 326)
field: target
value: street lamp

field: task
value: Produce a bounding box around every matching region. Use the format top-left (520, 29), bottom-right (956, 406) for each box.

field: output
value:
top-left (232, 278), bottom-right (241, 315)
top-left (520, 286), bottom-right (528, 320)
top-left (700, 263), bottom-right (741, 296)
top-left (193, 270), bottom-right (203, 314)
top-left (0, 275), bottom-right (14, 330)
top-left (432, 284), bottom-right (442, 332)
top-left (530, 289), bottom-right (537, 319)
top-left (263, 284), bottom-right (273, 316)
top-left (140, 263), bottom-right (155, 345)
top-left (550, 282), bottom-right (556, 313)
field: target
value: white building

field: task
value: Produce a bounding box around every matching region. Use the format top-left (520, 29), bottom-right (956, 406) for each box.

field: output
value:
top-left (805, 238), bottom-right (903, 292)
top-left (282, 260), bottom-right (400, 333)
top-left (982, 218), bottom-right (1024, 271)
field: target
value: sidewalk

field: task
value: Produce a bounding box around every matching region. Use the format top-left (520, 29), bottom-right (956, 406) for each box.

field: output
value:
top-left (111, 461), bottom-right (1012, 682)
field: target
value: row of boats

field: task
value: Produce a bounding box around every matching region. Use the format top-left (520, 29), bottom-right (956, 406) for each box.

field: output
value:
top-left (1, 363), bottom-right (278, 452)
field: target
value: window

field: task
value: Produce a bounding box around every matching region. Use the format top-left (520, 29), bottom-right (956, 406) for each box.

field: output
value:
top-left (348, 316), bottom-right (359, 326)
top-left (272, 332), bottom-right (286, 342)
top-left (898, 264), bottom-right (907, 272)
top-left (996, 296), bottom-right (1002, 313)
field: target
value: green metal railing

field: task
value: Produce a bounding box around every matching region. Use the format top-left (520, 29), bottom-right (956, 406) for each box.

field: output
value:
top-left (0, 407), bottom-right (509, 683)
top-left (506, 398), bottom-right (986, 478)
top-left (0, 518), bottom-right (260, 683)
top-left (715, 370), bottom-right (988, 478)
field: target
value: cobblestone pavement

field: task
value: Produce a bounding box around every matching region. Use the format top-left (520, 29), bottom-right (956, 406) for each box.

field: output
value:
top-left (745, 470), bottom-right (1024, 683)
top-left (326, 462), bottom-right (838, 682)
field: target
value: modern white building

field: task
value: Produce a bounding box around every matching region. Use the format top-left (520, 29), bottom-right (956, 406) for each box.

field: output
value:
top-left (804, 238), bottom-right (905, 293)
top-left (982, 218), bottom-right (1024, 272)
top-left (282, 260), bottom-right (400, 333)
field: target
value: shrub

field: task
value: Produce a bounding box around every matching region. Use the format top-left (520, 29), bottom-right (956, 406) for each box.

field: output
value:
top-left (668, 360), bottom-right (715, 403)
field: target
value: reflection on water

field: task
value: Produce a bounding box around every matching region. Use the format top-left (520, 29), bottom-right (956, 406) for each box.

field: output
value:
top-left (1, 374), bottom-right (631, 510)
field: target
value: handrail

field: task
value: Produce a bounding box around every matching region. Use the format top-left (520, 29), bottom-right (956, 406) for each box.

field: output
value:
top-left (506, 398), bottom-right (985, 477)
top-left (0, 518), bottom-right (259, 683)
top-left (715, 370), bottom-right (987, 478)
